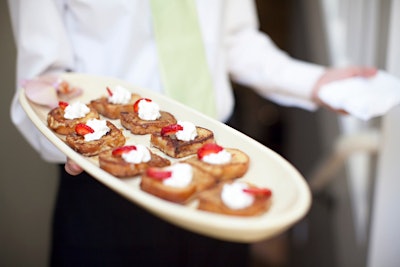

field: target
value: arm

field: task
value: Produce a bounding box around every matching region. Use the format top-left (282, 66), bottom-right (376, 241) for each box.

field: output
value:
top-left (8, 0), bottom-right (74, 163)
top-left (223, 0), bottom-right (376, 110)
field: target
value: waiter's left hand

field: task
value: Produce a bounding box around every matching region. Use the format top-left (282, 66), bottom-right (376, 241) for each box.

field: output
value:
top-left (312, 66), bottom-right (378, 113)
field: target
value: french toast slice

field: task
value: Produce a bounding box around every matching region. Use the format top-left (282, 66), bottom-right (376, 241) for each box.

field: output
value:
top-left (65, 121), bottom-right (125, 156)
top-left (150, 127), bottom-right (215, 158)
top-left (47, 105), bottom-right (99, 135)
top-left (183, 148), bottom-right (249, 181)
top-left (140, 163), bottom-right (217, 204)
top-left (197, 181), bottom-right (272, 216)
top-left (99, 147), bottom-right (170, 178)
top-left (120, 111), bottom-right (177, 135)
top-left (90, 93), bottom-right (141, 119)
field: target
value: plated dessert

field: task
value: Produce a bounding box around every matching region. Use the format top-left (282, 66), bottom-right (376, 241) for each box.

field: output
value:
top-left (44, 77), bottom-right (272, 218)
top-left (47, 101), bottom-right (99, 135)
top-left (65, 119), bottom-right (125, 156)
top-left (90, 85), bottom-right (141, 119)
top-left (99, 144), bottom-right (170, 178)
top-left (120, 98), bottom-right (177, 135)
top-left (21, 73), bottom-right (313, 242)
top-left (150, 121), bottom-right (215, 158)
top-left (183, 143), bottom-right (249, 181)
top-left (140, 163), bottom-right (217, 204)
top-left (197, 181), bottom-right (272, 216)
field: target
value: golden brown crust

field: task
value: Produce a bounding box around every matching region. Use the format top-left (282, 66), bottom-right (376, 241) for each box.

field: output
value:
top-left (65, 121), bottom-right (126, 156)
top-left (47, 106), bottom-right (99, 135)
top-left (90, 93), bottom-right (141, 119)
top-left (120, 111), bottom-right (177, 135)
top-left (150, 127), bottom-right (215, 158)
top-left (140, 164), bottom-right (217, 204)
top-left (98, 149), bottom-right (171, 178)
top-left (182, 148), bottom-right (249, 181)
top-left (197, 181), bottom-right (272, 216)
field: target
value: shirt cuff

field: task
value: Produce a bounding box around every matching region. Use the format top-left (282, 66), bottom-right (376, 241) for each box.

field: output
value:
top-left (259, 59), bottom-right (326, 110)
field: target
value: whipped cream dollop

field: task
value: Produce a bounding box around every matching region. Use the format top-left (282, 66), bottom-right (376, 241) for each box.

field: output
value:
top-left (121, 144), bottom-right (151, 164)
top-left (221, 182), bottom-right (254, 210)
top-left (64, 101), bottom-right (90, 119)
top-left (107, 85), bottom-right (131, 104)
top-left (202, 149), bottom-right (232, 164)
top-left (84, 119), bottom-right (110, 142)
top-left (175, 121), bottom-right (197, 141)
top-left (138, 99), bottom-right (161, 120)
top-left (163, 163), bottom-right (193, 188)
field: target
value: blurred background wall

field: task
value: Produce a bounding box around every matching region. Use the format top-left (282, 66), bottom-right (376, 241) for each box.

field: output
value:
top-left (1, 0), bottom-right (389, 266)
top-left (0, 1), bottom-right (58, 266)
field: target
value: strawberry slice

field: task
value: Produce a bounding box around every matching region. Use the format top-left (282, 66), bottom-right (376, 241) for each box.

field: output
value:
top-left (243, 187), bottom-right (272, 197)
top-left (106, 86), bottom-right (113, 96)
top-left (161, 124), bottom-right (183, 136)
top-left (197, 143), bottom-right (223, 160)
top-left (57, 81), bottom-right (71, 94)
top-left (112, 145), bottom-right (137, 156)
top-left (58, 101), bottom-right (69, 110)
top-left (146, 167), bottom-right (172, 180)
top-left (75, 123), bottom-right (94, 136)
top-left (133, 98), bottom-right (152, 113)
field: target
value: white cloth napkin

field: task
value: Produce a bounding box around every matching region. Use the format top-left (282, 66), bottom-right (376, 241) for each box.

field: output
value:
top-left (318, 70), bottom-right (400, 121)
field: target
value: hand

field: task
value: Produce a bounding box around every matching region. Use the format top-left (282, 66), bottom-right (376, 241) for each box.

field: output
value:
top-left (65, 157), bottom-right (84, 176)
top-left (312, 66), bottom-right (378, 113)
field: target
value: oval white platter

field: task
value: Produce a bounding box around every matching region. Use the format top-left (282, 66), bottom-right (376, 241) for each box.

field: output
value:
top-left (19, 72), bottom-right (311, 243)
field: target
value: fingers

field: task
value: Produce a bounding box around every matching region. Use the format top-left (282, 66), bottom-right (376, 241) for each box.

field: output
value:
top-left (360, 67), bottom-right (378, 77)
top-left (347, 66), bottom-right (377, 78)
top-left (65, 158), bottom-right (84, 176)
top-left (312, 66), bottom-right (378, 113)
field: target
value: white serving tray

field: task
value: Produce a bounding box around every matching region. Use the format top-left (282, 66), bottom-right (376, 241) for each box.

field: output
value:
top-left (19, 73), bottom-right (311, 243)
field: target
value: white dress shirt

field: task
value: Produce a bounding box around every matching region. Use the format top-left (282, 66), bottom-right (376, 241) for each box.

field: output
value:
top-left (8, 0), bottom-right (325, 163)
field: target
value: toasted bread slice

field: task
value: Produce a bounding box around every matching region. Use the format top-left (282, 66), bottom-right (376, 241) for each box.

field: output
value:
top-left (120, 111), bottom-right (177, 135)
top-left (90, 93), bottom-right (141, 119)
top-left (140, 163), bottom-right (217, 204)
top-left (150, 127), bottom-right (215, 158)
top-left (47, 106), bottom-right (99, 135)
top-left (99, 148), bottom-right (170, 178)
top-left (183, 148), bottom-right (249, 181)
top-left (65, 121), bottom-right (125, 156)
top-left (197, 181), bottom-right (272, 216)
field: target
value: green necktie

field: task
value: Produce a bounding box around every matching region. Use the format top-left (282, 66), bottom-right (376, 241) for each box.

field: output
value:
top-left (150, 0), bottom-right (217, 118)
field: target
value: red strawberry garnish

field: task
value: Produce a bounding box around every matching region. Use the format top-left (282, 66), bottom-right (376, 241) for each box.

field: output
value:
top-left (75, 123), bottom-right (94, 136)
top-left (112, 145), bottom-right (137, 156)
top-left (197, 143), bottom-right (223, 160)
top-left (106, 86), bottom-right (113, 96)
top-left (146, 167), bottom-right (172, 180)
top-left (57, 81), bottom-right (71, 94)
top-left (243, 187), bottom-right (272, 197)
top-left (58, 101), bottom-right (69, 110)
top-left (161, 124), bottom-right (183, 136)
top-left (133, 98), bottom-right (152, 113)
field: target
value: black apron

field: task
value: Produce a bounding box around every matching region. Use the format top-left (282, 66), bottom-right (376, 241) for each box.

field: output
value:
top-left (50, 165), bottom-right (249, 267)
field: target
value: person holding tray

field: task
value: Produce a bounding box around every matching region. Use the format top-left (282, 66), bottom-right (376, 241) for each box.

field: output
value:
top-left (7, 0), bottom-right (376, 266)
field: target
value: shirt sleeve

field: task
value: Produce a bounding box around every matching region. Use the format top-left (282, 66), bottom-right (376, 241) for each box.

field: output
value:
top-left (224, 0), bottom-right (326, 110)
top-left (8, 0), bottom-right (74, 162)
